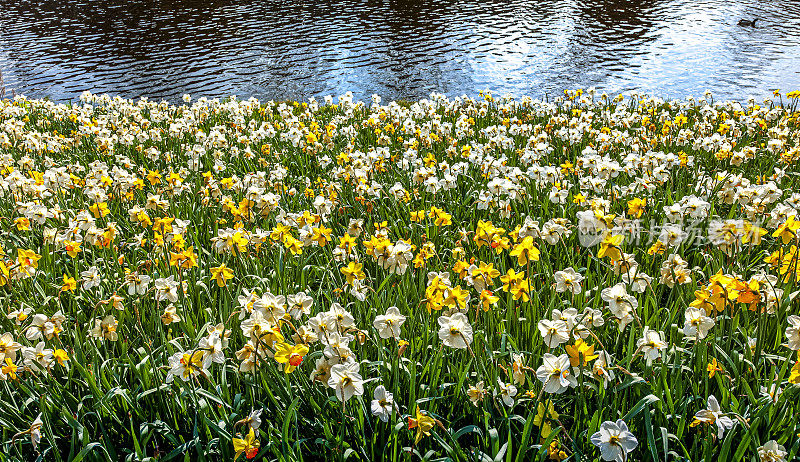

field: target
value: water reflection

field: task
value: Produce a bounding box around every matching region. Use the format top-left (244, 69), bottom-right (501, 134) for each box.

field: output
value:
top-left (0, 0), bottom-right (798, 102)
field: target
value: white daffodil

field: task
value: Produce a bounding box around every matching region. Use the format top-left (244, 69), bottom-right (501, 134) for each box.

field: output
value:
top-left (757, 440), bottom-right (787, 462)
top-left (328, 362), bottom-right (364, 403)
top-left (437, 313), bottom-right (473, 349)
top-left (370, 385), bottom-right (395, 422)
top-left (538, 319), bottom-right (570, 348)
top-left (786, 315), bottom-right (800, 350)
top-left (554, 267), bottom-right (584, 294)
top-left (683, 307), bottom-right (715, 340)
top-left (373, 306), bottom-right (406, 339)
top-left (536, 353), bottom-right (577, 394)
top-left (494, 378), bottom-right (517, 407)
top-left (692, 395), bottom-right (735, 439)
top-left (590, 419), bottom-right (638, 462)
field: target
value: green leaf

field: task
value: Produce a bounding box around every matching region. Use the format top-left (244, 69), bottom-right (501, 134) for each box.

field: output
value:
top-left (623, 394), bottom-right (660, 421)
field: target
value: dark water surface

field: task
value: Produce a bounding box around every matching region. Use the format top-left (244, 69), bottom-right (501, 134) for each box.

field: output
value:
top-left (1, 0), bottom-right (799, 103)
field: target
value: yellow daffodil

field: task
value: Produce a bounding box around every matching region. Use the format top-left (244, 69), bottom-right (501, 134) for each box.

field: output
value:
top-left (17, 248), bottom-right (41, 269)
top-left (565, 339), bottom-right (599, 367)
top-left (210, 264), bottom-right (234, 287)
top-left (707, 358), bottom-right (724, 378)
top-left (61, 274), bottom-right (77, 293)
top-left (430, 207), bottom-right (452, 226)
top-left (500, 268), bottom-right (525, 293)
top-left (479, 289), bottom-right (499, 311)
top-left (2, 358), bottom-right (18, 380)
top-left (773, 215), bottom-right (800, 244)
top-left (14, 217), bottom-right (30, 231)
top-left (510, 278), bottom-right (531, 302)
top-left (547, 440), bottom-right (568, 461)
top-left (510, 236), bottom-right (541, 266)
top-left (169, 246), bottom-right (198, 269)
top-left (338, 234), bottom-right (357, 253)
top-left (627, 198), bottom-right (646, 218)
top-left (408, 408), bottom-right (436, 444)
top-left (453, 260), bottom-right (470, 279)
top-left (64, 241), bottom-right (81, 258)
top-left (647, 239), bottom-right (666, 255)
top-left (597, 234), bottom-right (624, 261)
top-left (146, 170), bottom-right (162, 185)
top-left (273, 342), bottom-right (309, 373)
top-left (443, 285), bottom-right (469, 310)
top-left (790, 355), bottom-right (800, 385)
top-left (233, 428), bottom-right (260, 460)
top-left (341, 261), bottom-right (366, 285)
top-left (88, 202), bottom-right (110, 218)
top-left (533, 401), bottom-right (559, 438)
top-left (311, 226), bottom-right (332, 246)
top-left (53, 349), bottom-right (69, 367)
top-left (735, 279), bottom-right (760, 311)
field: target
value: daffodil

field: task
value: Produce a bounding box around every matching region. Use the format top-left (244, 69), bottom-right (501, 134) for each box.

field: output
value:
top-left (327, 362), bottom-right (364, 402)
top-left (590, 419), bottom-right (638, 462)
top-left (340, 261), bottom-right (365, 285)
top-left (53, 349), bottom-right (69, 367)
top-left (565, 339), bottom-right (599, 367)
top-left (282, 235), bottom-right (304, 255)
top-left (408, 408), bottom-right (436, 444)
top-left (13, 214), bottom-right (33, 231)
top-left (166, 350), bottom-right (206, 383)
top-left (17, 248), bottom-right (41, 270)
top-left (63, 241), bottom-right (81, 258)
top-left (169, 246), bottom-right (198, 269)
top-left (637, 328), bottom-right (667, 365)
top-left (500, 268), bottom-right (525, 293)
top-left (0, 333), bottom-right (22, 363)
top-left (554, 267), bottom-right (584, 294)
top-left (472, 261), bottom-right (501, 286)
top-left (735, 279), bottom-right (761, 311)
top-left (370, 385), bottom-right (395, 422)
top-left (1, 358), bottom-right (19, 380)
top-left (548, 440), bottom-right (568, 461)
top-left (707, 358), bottom-right (724, 378)
top-left (647, 239), bottom-right (666, 255)
top-left (683, 307), bottom-right (715, 339)
top-left (273, 342), bottom-right (309, 373)
top-left (372, 306), bottom-right (406, 339)
top-left (533, 401), bottom-right (559, 438)
top-left (627, 198), bottom-right (646, 218)
top-left (789, 354), bottom-right (800, 385)
top-left (785, 315), bottom-right (800, 350)
top-left (210, 264), bottom-right (234, 287)
top-left (233, 428), bottom-right (260, 460)
top-left (91, 315), bottom-right (119, 341)
top-left (479, 289), bottom-right (499, 311)
top-left (773, 215), bottom-right (800, 244)
top-left (438, 313), bottom-right (473, 349)
top-left (510, 236), bottom-right (540, 266)
top-left (443, 285), bottom-right (469, 309)
top-left (536, 353), bottom-right (577, 394)
top-left (690, 395), bottom-right (735, 439)
top-left (597, 234), bottom-right (624, 261)
top-left (311, 226), bottom-right (332, 246)
top-left (88, 202), bottom-right (110, 218)
top-left (61, 274), bottom-right (77, 293)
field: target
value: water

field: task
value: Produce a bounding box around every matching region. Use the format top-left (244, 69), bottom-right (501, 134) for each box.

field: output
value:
top-left (1, 0), bottom-right (799, 103)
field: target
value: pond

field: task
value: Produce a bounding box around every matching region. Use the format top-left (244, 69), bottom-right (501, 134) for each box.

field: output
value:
top-left (1, 0), bottom-right (799, 102)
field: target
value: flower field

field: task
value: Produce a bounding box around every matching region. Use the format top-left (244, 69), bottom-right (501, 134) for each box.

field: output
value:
top-left (0, 89), bottom-right (799, 462)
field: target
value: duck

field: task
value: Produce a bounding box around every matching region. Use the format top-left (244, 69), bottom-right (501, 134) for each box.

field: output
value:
top-left (738, 18), bottom-right (758, 27)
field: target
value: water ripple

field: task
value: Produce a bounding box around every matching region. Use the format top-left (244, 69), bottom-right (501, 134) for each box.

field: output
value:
top-left (1, 0), bottom-right (799, 102)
